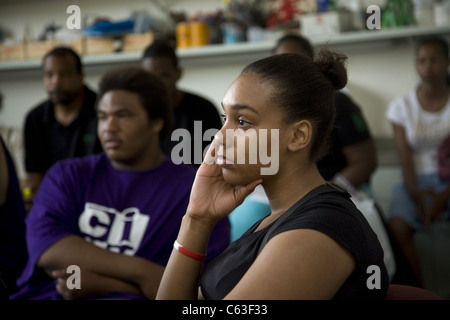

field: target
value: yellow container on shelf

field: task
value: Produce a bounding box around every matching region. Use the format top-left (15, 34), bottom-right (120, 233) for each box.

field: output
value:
top-left (190, 21), bottom-right (209, 47)
top-left (176, 22), bottom-right (191, 48)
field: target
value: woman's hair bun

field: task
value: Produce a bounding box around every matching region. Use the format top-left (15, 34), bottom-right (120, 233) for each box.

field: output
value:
top-left (313, 47), bottom-right (348, 90)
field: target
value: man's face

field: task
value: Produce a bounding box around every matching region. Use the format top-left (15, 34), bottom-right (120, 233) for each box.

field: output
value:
top-left (97, 89), bottom-right (162, 170)
top-left (43, 55), bottom-right (83, 105)
top-left (141, 56), bottom-right (180, 96)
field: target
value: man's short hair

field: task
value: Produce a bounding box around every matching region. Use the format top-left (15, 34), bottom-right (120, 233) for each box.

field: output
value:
top-left (96, 65), bottom-right (172, 142)
top-left (42, 46), bottom-right (83, 74)
top-left (142, 39), bottom-right (178, 68)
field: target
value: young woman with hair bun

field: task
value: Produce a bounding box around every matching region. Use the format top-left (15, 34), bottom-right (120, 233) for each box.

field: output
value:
top-left (156, 49), bottom-right (389, 300)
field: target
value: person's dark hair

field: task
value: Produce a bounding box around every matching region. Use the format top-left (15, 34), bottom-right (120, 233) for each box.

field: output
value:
top-left (96, 65), bottom-right (172, 142)
top-left (142, 39), bottom-right (178, 68)
top-left (416, 36), bottom-right (450, 85)
top-left (42, 46), bottom-right (83, 74)
top-left (242, 48), bottom-right (348, 161)
top-left (272, 33), bottom-right (315, 59)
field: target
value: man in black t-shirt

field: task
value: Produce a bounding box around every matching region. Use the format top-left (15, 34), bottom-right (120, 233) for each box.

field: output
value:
top-left (141, 40), bottom-right (223, 168)
top-left (272, 34), bottom-right (377, 192)
top-left (22, 47), bottom-right (102, 210)
top-left (317, 90), bottom-right (374, 184)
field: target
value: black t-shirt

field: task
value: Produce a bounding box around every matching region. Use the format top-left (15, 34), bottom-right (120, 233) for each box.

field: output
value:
top-left (24, 85), bottom-right (102, 174)
top-left (162, 91), bottom-right (223, 167)
top-left (199, 187), bottom-right (389, 300)
top-left (317, 91), bottom-right (372, 180)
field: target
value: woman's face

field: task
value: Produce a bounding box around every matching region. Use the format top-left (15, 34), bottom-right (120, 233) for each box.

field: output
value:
top-left (416, 43), bottom-right (450, 85)
top-left (216, 73), bottom-right (287, 186)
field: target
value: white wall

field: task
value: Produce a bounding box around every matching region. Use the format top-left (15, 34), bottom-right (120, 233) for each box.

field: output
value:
top-left (1, 0), bottom-right (448, 213)
top-left (0, 0), bottom-right (447, 140)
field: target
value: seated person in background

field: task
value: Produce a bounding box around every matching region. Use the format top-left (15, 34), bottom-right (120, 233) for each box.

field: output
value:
top-left (269, 33), bottom-right (402, 282)
top-left (0, 126), bottom-right (25, 182)
top-left (22, 46), bottom-right (102, 211)
top-left (386, 36), bottom-right (450, 288)
top-left (273, 33), bottom-right (377, 196)
top-left (141, 39), bottom-right (223, 168)
top-left (0, 91), bottom-right (26, 182)
top-left (0, 136), bottom-right (28, 299)
top-left (11, 66), bottom-right (230, 300)
top-left (156, 50), bottom-right (388, 300)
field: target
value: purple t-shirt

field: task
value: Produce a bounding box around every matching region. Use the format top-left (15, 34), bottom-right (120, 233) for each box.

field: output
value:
top-left (12, 153), bottom-right (230, 300)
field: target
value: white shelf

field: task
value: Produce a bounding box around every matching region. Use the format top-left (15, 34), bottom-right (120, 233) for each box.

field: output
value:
top-left (0, 24), bottom-right (449, 73)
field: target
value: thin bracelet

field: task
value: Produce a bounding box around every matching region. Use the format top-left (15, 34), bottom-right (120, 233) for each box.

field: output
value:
top-left (173, 240), bottom-right (206, 261)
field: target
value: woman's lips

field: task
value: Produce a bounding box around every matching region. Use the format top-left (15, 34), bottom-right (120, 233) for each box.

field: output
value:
top-left (216, 156), bottom-right (234, 166)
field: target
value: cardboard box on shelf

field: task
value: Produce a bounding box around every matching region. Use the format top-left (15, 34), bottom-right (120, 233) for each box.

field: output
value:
top-left (70, 36), bottom-right (115, 55)
top-left (300, 11), bottom-right (354, 37)
top-left (68, 37), bottom-right (85, 56)
top-left (86, 36), bottom-right (116, 54)
top-left (121, 31), bottom-right (154, 52)
top-left (0, 42), bottom-right (26, 61)
top-left (25, 40), bottom-right (59, 60)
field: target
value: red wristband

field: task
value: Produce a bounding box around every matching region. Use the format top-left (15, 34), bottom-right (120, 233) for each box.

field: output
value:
top-left (173, 240), bottom-right (206, 261)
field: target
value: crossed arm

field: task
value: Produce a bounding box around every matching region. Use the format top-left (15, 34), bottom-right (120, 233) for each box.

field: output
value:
top-left (38, 235), bottom-right (164, 300)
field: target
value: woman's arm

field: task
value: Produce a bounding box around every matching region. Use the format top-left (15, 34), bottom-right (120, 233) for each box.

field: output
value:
top-left (392, 123), bottom-right (417, 193)
top-left (156, 149), bottom-right (262, 300)
top-left (155, 214), bottom-right (215, 300)
top-left (224, 229), bottom-right (355, 300)
top-left (392, 123), bottom-right (431, 220)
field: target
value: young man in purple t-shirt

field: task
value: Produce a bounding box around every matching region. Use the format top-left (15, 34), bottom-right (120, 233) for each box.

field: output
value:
top-left (11, 66), bottom-right (230, 300)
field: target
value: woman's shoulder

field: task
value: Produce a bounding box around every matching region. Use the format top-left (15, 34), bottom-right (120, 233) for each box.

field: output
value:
top-left (388, 89), bottom-right (414, 107)
top-left (386, 89), bottom-right (419, 121)
top-left (271, 191), bottom-right (378, 254)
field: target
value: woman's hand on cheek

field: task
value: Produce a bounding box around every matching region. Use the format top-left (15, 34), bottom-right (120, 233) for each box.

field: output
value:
top-left (186, 141), bottom-right (263, 224)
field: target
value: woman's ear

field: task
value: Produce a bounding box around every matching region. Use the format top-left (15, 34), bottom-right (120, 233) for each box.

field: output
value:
top-left (287, 120), bottom-right (312, 152)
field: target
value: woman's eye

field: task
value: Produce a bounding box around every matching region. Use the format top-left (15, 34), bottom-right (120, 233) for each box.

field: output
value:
top-left (237, 119), bottom-right (250, 127)
top-left (221, 113), bottom-right (227, 122)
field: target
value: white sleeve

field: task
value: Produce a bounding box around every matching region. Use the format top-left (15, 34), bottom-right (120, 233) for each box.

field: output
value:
top-left (385, 95), bottom-right (407, 127)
